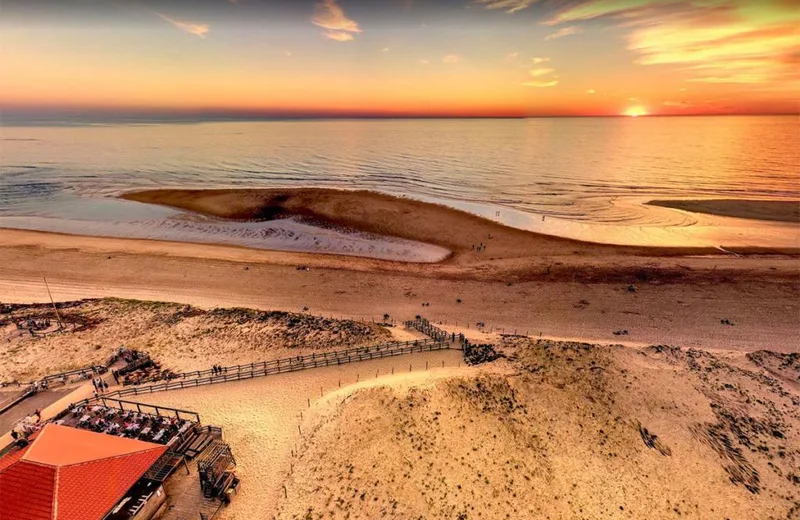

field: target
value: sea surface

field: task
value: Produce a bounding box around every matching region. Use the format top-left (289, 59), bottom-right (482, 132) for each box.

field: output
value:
top-left (1, 117), bottom-right (798, 258)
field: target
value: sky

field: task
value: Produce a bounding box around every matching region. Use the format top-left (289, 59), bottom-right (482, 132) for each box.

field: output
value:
top-left (1, 0), bottom-right (798, 119)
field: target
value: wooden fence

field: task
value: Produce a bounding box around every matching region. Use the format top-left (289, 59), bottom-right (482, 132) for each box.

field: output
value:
top-left (101, 339), bottom-right (451, 399)
top-left (404, 317), bottom-right (453, 343)
top-left (1, 364), bottom-right (106, 389)
top-left (128, 338), bottom-right (446, 386)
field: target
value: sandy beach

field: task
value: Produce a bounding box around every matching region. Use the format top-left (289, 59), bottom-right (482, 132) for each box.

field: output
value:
top-left (1, 223), bottom-right (798, 355)
top-left (1, 189), bottom-right (798, 519)
top-left (648, 199), bottom-right (800, 223)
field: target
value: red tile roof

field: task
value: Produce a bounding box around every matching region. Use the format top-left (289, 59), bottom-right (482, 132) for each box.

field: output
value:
top-left (0, 424), bottom-right (167, 520)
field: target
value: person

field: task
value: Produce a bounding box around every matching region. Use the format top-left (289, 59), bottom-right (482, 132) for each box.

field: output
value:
top-left (103, 380), bottom-right (109, 390)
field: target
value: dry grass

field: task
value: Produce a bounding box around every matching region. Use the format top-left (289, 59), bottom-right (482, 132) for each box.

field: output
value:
top-left (277, 339), bottom-right (800, 520)
top-left (0, 298), bottom-right (389, 381)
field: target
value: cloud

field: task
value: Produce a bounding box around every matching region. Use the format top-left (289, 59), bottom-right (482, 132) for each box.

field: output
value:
top-left (443, 55), bottom-right (460, 63)
top-left (545, 26), bottom-right (581, 40)
top-left (474, 0), bottom-right (537, 13)
top-left (587, 88), bottom-right (596, 94)
top-left (531, 57), bottom-right (550, 64)
top-left (545, 1), bottom-right (800, 85)
top-left (529, 68), bottom-right (555, 76)
top-left (312, 0), bottom-right (361, 42)
top-left (523, 80), bottom-right (559, 87)
top-left (155, 13), bottom-right (210, 38)
top-left (524, 61), bottom-right (558, 87)
top-left (325, 31), bottom-right (355, 41)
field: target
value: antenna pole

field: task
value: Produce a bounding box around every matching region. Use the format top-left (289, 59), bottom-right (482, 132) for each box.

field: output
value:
top-left (43, 277), bottom-right (64, 330)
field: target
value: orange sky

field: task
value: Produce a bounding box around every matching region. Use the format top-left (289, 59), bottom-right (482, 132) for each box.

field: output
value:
top-left (1, 0), bottom-right (798, 119)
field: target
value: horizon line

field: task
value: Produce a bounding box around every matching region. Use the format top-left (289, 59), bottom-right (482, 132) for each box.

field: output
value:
top-left (3, 113), bottom-right (798, 126)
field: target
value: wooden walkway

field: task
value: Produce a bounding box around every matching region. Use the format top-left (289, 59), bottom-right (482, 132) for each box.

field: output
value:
top-left (160, 456), bottom-right (223, 520)
top-left (99, 338), bottom-right (453, 399)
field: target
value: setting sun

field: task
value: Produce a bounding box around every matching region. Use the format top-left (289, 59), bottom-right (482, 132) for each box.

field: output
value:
top-left (624, 106), bottom-right (648, 117)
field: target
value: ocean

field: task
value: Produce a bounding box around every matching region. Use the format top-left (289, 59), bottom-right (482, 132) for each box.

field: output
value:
top-left (1, 116), bottom-right (798, 257)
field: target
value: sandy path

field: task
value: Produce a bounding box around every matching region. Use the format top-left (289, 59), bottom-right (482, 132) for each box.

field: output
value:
top-left (129, 349), bottom-right (464, 520)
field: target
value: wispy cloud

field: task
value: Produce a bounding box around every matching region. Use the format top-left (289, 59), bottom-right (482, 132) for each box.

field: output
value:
top-left (546, 1), bottom-right (800, 85)
top-left (443, 55), bottom-right (460, 63)
top-left (587, 88), bottom-right (596, 94)
top-left (529, 68), bottom-right (554, 77)
top-left (545, 26), bottom-right (581, 40)
top-left (312, 0), bottom-right (361, 42)
top-left (155, 12), bottom-right (209, 38)
top-left (474, 0), bottom-right (537, 13)
top-left (524, 59), bottom-right (558, 87)
top-left (523, 79), bottom-right (559, 87)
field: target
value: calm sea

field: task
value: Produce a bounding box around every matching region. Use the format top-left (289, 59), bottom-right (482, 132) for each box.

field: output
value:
top-left (1, 117), bottom-right (798, 254)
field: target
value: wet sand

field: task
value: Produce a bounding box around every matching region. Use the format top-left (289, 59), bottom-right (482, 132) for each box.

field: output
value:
top-left (648, 199), bottom-right (800, 223)
top-left (121, 188), bottom-right (722, 257)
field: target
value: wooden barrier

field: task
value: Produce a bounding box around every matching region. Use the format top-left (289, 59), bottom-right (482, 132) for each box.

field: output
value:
top-left (98, 339), bottom-right (451, 399)
top-left (129, 338), bottom-right (445, 386)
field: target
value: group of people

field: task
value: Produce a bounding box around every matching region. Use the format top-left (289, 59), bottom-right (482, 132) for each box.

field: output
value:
top-left (10, 408), bottom-right (43, 445)
top-left (71, 403), bottom-right (190, 442)
top-left (211, 364), bottom-right (227, 375)
top-left (92, 377), bottom-right (109, 395)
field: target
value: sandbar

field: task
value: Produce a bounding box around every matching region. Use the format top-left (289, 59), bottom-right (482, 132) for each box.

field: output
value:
top-left (647, 199), bottom-right (800, 223)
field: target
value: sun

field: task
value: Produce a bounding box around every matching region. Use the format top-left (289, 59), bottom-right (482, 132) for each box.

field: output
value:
top-left (624, 106), bottom-right (648, 117)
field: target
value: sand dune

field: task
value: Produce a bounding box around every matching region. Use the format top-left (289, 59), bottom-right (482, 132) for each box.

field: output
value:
top-left (127, 350), bottom-right (467, 520)
top-left (278, 339), bottom-right (800, 520)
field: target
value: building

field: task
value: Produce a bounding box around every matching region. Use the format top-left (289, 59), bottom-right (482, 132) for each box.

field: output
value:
top-left (0, 424), bottom-right (168, 520)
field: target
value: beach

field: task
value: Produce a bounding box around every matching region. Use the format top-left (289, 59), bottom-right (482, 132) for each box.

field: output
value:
top-left (1, 224), bottom-right (798, 354)
top-left (1, 189), bottom-right (798, 519)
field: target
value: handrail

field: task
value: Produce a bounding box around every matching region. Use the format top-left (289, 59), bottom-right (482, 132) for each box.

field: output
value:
top-left (98, 339), bottom-right (451, 399)
top-left (126, 338), bottom-right (443, 386)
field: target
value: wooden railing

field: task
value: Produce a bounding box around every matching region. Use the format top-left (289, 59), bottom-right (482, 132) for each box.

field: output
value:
top-left (127, 338), bottom-right (444, 386)
top-left (404, 317), bottom-right (453, 344)
top-left (69, 395), bottom-right (202, 423)
top-left (98, 339), bottom-right (450, 398)
top-left (1, 364), bottom-right (106, 389)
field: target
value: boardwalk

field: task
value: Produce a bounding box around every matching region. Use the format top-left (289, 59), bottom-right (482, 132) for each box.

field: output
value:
top-left (104, 338), bottom-right (455, 399)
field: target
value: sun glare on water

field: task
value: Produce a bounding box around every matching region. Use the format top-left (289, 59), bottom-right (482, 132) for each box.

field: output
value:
top-left (624, 106), bottom-right (648, 117)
